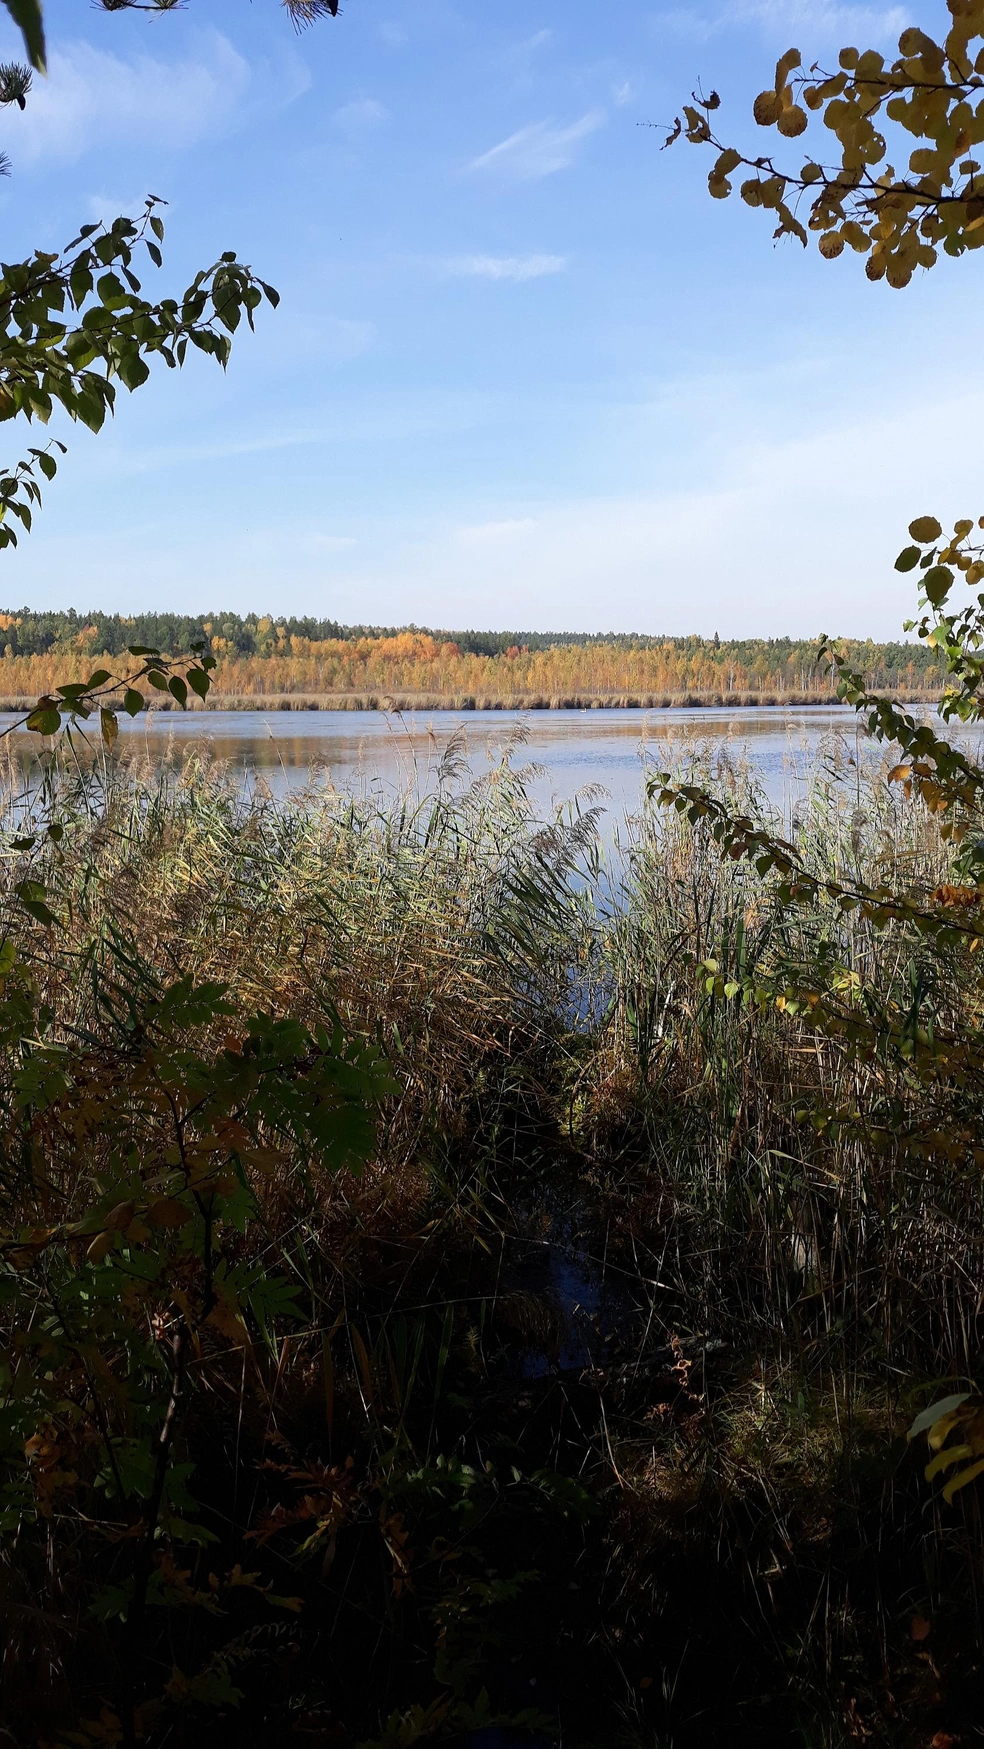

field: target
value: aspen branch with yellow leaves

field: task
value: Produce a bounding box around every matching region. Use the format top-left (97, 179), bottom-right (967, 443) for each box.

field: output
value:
top-left (666, 0), bottom-right (984, 285)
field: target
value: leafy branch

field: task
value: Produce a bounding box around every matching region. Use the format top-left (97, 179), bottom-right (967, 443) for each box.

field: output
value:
top-left (665, 4), bottom-right (984, 283)
top-left (0, 199), bottom-right (279, 436)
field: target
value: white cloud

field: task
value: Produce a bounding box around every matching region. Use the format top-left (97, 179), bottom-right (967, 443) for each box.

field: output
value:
top-left (613, 81), bottom-right (634, 106)
top-left (333, 98), bottom-right (390, 136)
top-left (86, 191), bottom-right (149, 224)
top-left (446, 254), bottom-right (567, 281)
top-left (656, 1), bottom-right (910, 43)
top-left (736, 0), bottom-right (909, 32)
top-left (251, 313), bottom-right (376, 371)
top-left (378, 22), bottom-right (408, 47)
top-left (456, 518), bottom-right (537, 546)
top-left (396, 385), bottom-right (976, 636)
top-left (467, 112), bottom-right (604, 180)
top-left (10, 32), bottom-right (251, 166)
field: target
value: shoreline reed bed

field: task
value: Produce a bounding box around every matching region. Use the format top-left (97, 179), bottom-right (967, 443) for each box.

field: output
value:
top-left (0, 685), bottom-right (942, 714)
top-left (0, 737), bottom-right (980, 1745)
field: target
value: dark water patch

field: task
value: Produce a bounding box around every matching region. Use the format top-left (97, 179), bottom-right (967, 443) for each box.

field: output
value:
top-left (490, 1197), bottom-right (640, 1380)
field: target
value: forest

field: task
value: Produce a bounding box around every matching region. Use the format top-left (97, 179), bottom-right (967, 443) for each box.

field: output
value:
top-left (0, 614), bottom-right (947, 708)
top-left (2, 2), bottom-right (984, 1747)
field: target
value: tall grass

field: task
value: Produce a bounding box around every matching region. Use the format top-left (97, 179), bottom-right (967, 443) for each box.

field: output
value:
top-left (1, 731), bottom-right (980, 1744)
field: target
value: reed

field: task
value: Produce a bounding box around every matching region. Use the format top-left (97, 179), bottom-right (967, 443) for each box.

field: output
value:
top-left (0, 732), bottom-right (978, 1744)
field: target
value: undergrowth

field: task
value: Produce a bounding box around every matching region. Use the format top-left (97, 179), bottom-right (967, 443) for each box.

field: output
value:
top-left (0, 729), bottom-right (981, 1748)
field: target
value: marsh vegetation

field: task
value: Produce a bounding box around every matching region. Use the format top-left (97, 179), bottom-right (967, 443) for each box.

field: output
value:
top-left (1, 730), bottom-right (981, 1746)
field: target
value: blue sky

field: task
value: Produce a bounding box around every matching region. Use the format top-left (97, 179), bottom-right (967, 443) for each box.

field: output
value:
top-left (0, 0), bottom-right (976, 636)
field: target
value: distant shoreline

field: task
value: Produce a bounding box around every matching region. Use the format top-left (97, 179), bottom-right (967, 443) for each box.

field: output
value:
top-left (0, 689), bottom-right (942, 715)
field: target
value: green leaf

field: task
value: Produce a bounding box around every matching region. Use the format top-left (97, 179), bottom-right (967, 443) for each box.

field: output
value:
top-left (924, 566), bottom-right (954, 607)
top-left (216, 297), bottom-right (241, 335)
top-left (895, 545), bottom-right (921, 573)
top-left (25, 705), bottom-right (60, 736)
top-left (14, 879), bottom-right (57, 927)
top-left (188, 668), bottom-right (210, 699)
top-left (168, 675), bottom-right (187, 707)
top-left (96, 272), bottom-right (126, 308)
top-left (117, 351), bottom-right (150, 392)
top-left (2, 0), bottom-right (45, 72)
top-left (74, 388), bottom-right (107, 434)
top-left (123, 688), bottom-right (145, 716)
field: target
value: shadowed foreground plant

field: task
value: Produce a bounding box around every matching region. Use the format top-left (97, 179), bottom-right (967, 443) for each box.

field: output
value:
top-left (0, 940), bottom-right (390, 1744)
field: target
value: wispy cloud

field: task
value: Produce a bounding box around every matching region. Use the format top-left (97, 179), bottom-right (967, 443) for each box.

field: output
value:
top-left (10, 32), bottom-right (250, 166)
top-left (456, 518), bottom-right (537, 546)
top-left (86, 191), bottom-right (149, 224)
top-left (738, 0), bottom-right (909, 31)
top-left (332, 98), bottom-right (390, 136)
top-left (446, 254), bottom-right (567, 282)
top-left (378, 22), bottom-right (408, 48)
top-left (467, 112), bottom-right (604, 180)
top-left (655, 1), bottom-right (909, 43)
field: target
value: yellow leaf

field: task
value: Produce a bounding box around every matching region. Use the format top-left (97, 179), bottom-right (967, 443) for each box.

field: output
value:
top-left (753, 90), bottom-right (782, 126)
top-left (226, 1563), bottom-right (261, 1588)
top-left (774, 47), bottom-right (801, 90)
top-left (927, 1407), bottom-right (968, 1452)
top-left (777, 105), bottom-right (808, 137)
top-left (103, 1200), bottom-right (135, 1231)
top-left (925, 1442), bottom-right (973, 1482)
top-left (943, 1455), bottom-right (984, 1504)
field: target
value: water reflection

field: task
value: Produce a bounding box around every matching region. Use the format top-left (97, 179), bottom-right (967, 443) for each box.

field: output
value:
top-left (1, 704), bottom-right (979, 834)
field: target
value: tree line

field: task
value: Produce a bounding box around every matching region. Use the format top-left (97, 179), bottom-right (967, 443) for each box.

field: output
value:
top-left (0, 608), bottom-right (947, 688)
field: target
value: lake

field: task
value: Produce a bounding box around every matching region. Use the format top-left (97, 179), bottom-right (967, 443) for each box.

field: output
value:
top-left (1, 703), bottom-right (976, 832)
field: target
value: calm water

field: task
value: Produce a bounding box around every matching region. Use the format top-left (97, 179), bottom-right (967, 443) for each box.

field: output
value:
top-left (0, 703), bottom-right (976, 829)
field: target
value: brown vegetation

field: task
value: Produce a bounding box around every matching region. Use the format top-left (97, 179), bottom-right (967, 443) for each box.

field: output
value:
top-left (1, 740), bottom-right (981, 1745)
top-left (0, 629), bottom-right (942, 713)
